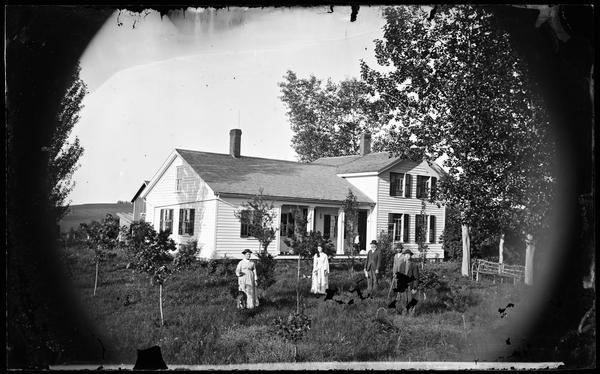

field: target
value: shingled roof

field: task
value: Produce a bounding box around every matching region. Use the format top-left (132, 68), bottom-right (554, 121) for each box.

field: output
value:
top-left (311, 154), bottom-right (360, 167)
top-left (176, 149), bottom-right (373, 204)
top-left (313, 152), bottom-right (448, 177)
top-left (313, 152), bottom-right (399, 173)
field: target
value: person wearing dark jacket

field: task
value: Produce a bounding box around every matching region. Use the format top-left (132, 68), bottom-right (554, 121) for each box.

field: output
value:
top-left (394, 249), bottom-right (420, 314)
top-left (364, 240), bottom-right (382, 298)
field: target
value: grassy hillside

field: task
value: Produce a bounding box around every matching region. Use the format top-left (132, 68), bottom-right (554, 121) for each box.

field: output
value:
top-left (57, 246), bottom-right (555, 366)
top-left (60, 202), bottom-right (133, 232)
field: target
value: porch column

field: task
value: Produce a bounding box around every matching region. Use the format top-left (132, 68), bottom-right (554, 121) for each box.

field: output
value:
top-left (274, 204), bottom-right (282, 254)
top-left (336, 209), bottom-right (345, 255)
top-left (306, 206), bottom-right (315, 233)
top-left (366, 206), bottom-right (375, 247)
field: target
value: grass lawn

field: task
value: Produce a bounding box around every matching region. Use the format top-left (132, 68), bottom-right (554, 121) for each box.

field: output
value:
top-left (61, 244), bottom-right (535, 365)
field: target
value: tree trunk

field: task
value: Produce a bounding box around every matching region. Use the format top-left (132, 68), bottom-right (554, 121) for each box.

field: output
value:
top-left (461, 224), bottom-right (471, 277)
top-left (499, 232), bottom-right (505, 264)
top-left (93, 260), bottom-right (99, 297)
top-left (524, 234), bottom-right (535, 286)
top-left (159, 283), bottom-right (164, 326)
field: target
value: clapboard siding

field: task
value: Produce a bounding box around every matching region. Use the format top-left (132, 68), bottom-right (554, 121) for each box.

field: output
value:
top-left (146, 156), bottom-right (214, 208)
top-left (376, 160), bottom-right (446, 259)
top-left (215, 197), bottom-right (280, 259)
top-left (145, 155), bottom-right (217, 248)
top-left (175, 199), bottom-right (217, 258)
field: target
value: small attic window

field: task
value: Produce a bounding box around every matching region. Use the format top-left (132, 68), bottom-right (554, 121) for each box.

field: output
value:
top-left (176, 166), bottom-right (184, 192)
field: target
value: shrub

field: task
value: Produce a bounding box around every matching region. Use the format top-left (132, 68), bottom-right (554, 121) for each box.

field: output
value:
top-left (417, 269), bottom-right (442, 292)
top-left (121, 221), bottom-right (155, 255)
top-left (284, 230), bottom-right (335, 259)
top-left (173, 241), bottom-right (198, 270)
top-left (255, 251), bottom-right (276, 290)
top-left (438, 289), bottom-right (481, 313)
top-left (376, 231), bottom-right (395, 277)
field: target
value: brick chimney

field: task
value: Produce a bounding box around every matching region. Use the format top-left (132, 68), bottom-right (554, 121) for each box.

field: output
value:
top-left (360, 132), bottom-right (371, 156)
top-left (229, 129), bottom-right (242, 158)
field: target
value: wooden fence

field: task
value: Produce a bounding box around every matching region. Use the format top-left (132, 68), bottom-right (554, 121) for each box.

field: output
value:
top-left (471, 259), bottom-right (525, 284)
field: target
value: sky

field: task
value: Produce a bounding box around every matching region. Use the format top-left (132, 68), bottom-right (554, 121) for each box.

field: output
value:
top-left (70, 6), bottom-right (388, 204)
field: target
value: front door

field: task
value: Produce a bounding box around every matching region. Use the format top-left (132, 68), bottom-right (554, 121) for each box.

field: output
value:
top-left (358, 210), bottom-right (368, 251)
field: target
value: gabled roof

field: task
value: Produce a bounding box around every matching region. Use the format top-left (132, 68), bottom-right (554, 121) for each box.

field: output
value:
top-left (313, 152), bottom-right (448, 177)
top-left (131, 180), bottom-right (150, 202)
top-left (176, 149), bottom-right (373, 204)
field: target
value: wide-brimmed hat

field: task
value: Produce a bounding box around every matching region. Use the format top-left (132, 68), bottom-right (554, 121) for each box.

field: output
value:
top-left (370, 240), bottom-right (378, 245)
top-left (402, 249), bottom-right (414, 256)
top-left (242, 249), bottom-right (252, 255)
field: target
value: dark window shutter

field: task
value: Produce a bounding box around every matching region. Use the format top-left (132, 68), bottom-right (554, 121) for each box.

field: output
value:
top-left (415, 214), bottom-right (424, 242)
top-left (405, 174), bottom-right (412, 198)
top-left (189, 209), bottom-right (195, 235)
top-left (431, 177), bottom-right (437, 199)
top-left (389, 173), bottom-right (394, 196)
top-left (178, 209), bottom-right (183, 235)
top-left (403, 214), bottom-right (410, 243)
top-left (160, 209), bottom-right (165, 232)
top-left (387, 213), bottom-right (394, 234)
top-left (429, 216), bottom-right (436, 243)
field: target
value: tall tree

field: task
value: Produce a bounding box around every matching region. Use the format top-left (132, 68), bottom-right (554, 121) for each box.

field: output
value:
top-left (279, 70), bottom-right (386, 162)
top-left (48, 65), bottom-right (86, 221)
top-left (361, 5), bottom-right (556, 280)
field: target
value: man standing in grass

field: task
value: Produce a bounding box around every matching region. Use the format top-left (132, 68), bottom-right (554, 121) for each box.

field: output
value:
top-left (364, 240), bottom-right (381, 298)
top-left (395, 249), bottom-right (419, 315)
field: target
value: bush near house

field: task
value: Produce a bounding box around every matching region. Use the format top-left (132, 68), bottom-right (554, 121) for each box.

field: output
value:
top-left (55, 244), bottom-right (591, 367)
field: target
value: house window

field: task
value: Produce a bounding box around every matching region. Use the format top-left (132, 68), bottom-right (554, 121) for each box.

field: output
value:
top-left (281, 212), bottom-right (295, 238)
top-left (159, 209), bottom-right (174, 234)
top-left (178, 208), bottom-right (195, 235)
top-left (240, 209), bottom-right (251, 238)
top-left (428, 215), bottom-right (436, 243)
top-left (415, 214), bottom-right (426, 243)
top-left (323, 215), bottom-right (337, 239)
top-left (416, 176), bottom-right (428, 199)
top-left (417, 175), bottom-right (438, 199)
top-left (176, 166), bottom-right (184, 192)
top-left (388, 213), bottom-right (409, 243)
top-left (389, 173), bottom-right (404, 196)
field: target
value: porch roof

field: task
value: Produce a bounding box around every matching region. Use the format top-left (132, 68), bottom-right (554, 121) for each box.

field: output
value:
top-left (176, 149), bottom-right (374, 204)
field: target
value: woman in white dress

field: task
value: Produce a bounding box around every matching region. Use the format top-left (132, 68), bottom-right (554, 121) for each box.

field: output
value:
top-left (235, 249), bottom-right (259, 309)
top-left (311, 245), bottom-right (329, 295)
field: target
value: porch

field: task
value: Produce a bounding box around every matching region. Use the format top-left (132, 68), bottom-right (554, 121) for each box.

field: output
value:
top-left (276, 204), bottom-right (372, 255)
